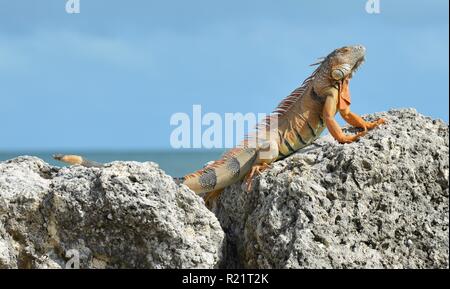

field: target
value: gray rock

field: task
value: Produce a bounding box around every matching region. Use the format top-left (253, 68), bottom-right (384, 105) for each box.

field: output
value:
top-left (0, 157), bottom-right (224, 268)
top-left (215, 108), bottom-right (449, 268)
top-left (1, 108), bottom-right (448, 269)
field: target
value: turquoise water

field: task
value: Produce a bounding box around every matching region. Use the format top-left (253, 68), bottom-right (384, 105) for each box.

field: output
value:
top-left (0, 150), bottom-right (226, 177)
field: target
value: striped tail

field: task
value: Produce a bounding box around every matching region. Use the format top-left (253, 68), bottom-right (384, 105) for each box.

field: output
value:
top-left (181, 147), bottom-right (257, 194)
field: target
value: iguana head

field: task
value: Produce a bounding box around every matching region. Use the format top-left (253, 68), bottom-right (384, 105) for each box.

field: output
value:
top-left (325, 45), bottom-right (366, 80)
top-left (312, 45), bottom-right (366, 94)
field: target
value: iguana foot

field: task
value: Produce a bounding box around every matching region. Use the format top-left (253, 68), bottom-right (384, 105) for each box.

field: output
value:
top-left (337, 132), bottom-right (366, 144)
top-left (338, 118), bottom-right (385, 144)
top-left (203, 189), bottom-right (224, 208)
top-left (243, 163), bottom-right (270, 192)
top-left (365, 118), bottom-right (386, 130)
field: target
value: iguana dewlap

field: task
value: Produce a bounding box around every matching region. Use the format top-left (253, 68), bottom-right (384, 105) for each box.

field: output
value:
top-left (339, 78), bottom-right (352, 111)
top-left (54, 45), bottom-right (385, 207)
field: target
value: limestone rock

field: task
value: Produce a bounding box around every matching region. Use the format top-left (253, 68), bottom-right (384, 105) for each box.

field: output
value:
top-left (215, 108), bottom-right (449, 268)
top-left (0, 157), bottom-right (224, 268)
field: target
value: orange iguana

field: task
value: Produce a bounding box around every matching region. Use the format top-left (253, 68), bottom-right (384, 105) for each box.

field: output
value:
top-left (54, 45), bottom-right (385, 206)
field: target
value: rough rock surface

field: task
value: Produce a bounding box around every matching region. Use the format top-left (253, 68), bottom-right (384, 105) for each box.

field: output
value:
top-left (215, 108), bottom-right (449, 268)
top-left (0, 158), bottom-right (224, 268)
top-left (0, 108), bottom-right (448, 269)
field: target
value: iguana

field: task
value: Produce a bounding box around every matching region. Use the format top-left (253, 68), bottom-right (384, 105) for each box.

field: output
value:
top-left (54, 45), bottom-right (385, 206)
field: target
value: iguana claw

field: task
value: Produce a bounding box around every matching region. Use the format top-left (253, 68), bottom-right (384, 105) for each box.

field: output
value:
top-left (366, 118), bottom-right (386, 130)
top-left (243, 163), bottom-right (270, 192)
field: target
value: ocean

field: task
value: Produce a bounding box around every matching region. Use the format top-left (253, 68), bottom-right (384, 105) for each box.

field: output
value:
top-left (0, 150), bottom-right (226, 178)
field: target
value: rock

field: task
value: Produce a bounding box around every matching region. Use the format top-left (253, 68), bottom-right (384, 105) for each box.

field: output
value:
top-left (0, 108), bottom-right (448, 269)
top-left (215, 108), bottom-right (449, 268)
top-left (0, 157), bottom-right (224, 268)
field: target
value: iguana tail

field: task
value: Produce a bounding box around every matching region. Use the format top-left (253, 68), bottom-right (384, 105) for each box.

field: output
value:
top-left (180, 147), bottom-right (257, 194)
top-left (53, 147), bottom-right (258, 194)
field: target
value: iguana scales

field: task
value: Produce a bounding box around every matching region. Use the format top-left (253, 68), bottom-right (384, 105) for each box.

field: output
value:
top-left (54, 45), bottom-right (385, 206)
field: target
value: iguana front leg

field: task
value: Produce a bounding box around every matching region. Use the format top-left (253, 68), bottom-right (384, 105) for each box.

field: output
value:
top-left (323, 92), bottom-right (366, 144)
top-left (337, 78), bottom-right (385, 136)
top-left (339, 106), bottom-right (385, 132)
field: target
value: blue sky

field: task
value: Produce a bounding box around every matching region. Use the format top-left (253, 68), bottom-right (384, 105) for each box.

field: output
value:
top-left (0, 0), bottom-right (448, 150)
